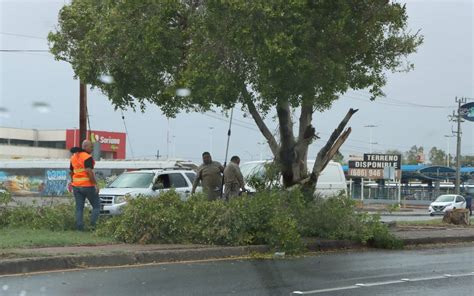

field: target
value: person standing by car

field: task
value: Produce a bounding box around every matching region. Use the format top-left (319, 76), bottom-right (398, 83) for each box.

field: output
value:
top-left (69, 140), bottom-right (100, 231)
top-left (224, 156), bottom-right (246, 200)
top-left (191, 152), bottom-right (224, 200)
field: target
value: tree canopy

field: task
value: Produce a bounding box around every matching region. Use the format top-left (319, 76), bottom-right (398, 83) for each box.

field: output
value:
top-left (49, 0), bottom-right (422, 188)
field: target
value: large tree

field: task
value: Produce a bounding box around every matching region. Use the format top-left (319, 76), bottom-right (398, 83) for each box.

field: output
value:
top-left (429, 147), bottom-right (447, 166)
top-left (49, 0), bottom-right (421, 190)
top-left (405, 145), bottom-right (424, 164)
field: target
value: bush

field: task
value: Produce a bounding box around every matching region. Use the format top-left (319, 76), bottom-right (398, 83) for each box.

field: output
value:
top-left (0, 198), bottom-right (77, 231)
top-left (97, 190), bottom-right (304, 253)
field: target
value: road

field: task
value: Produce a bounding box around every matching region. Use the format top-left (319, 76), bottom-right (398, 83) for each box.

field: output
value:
top-left (1, 245), bottom-right (473, 295)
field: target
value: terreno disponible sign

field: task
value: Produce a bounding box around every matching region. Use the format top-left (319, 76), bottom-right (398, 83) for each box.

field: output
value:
top-left (348, 154), bottom-right (402, 179)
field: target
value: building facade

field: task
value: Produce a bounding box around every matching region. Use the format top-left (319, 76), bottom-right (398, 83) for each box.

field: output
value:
top-left (0, 127), bottom-right (126, 159)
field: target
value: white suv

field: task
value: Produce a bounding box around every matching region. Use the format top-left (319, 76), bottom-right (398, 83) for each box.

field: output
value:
top-left (99, 169), bottom-right (199, 215)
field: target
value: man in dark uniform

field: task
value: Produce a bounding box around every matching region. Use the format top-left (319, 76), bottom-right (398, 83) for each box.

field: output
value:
top-left (191, 152), bottom-right (224, 200)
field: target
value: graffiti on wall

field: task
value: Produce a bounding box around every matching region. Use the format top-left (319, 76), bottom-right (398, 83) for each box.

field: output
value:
top-left (0, 169), bottom-right (70, 196)
top-left (43, 170), bottom-right (69, 196)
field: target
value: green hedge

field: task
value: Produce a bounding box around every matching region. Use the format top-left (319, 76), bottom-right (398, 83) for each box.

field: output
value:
top-left (0, 189), bottom-right (401, 252)
top-left (96, 190), bottom-right (402, 253)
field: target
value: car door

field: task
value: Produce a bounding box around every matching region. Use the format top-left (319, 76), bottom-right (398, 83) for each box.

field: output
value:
top-left (168, 173), bottom-right (192, 200)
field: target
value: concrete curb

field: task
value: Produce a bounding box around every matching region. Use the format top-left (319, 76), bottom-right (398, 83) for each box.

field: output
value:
top-left (1, 236), bottom-right (474, 276)
top-left (0, 245), bottom-right (270, 276)
top-left (401, 235), bottom-right (474, 246)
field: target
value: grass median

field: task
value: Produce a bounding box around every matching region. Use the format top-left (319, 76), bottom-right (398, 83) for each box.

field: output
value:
top-left (0, 227), bottom-right (117, 249)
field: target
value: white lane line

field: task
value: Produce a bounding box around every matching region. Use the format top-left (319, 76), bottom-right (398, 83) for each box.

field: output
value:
top-left (356, 280), bottom-right (405, 287)
top-left (291, 272), bottom-right (474, 295)
top-left (291, 286), bottom-right (359, 295)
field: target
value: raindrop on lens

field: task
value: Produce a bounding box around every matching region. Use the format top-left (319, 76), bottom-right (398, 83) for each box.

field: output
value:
top-left (32, 102), bottom-right (51, 113)
top-left (19, 290), bottom-right (27, 296)
top-left (99, 74), bottom-right (114, 84)
top-left (2, 285), bottom-right (8, 291)
top-left (176, 88), bottom-right (191, 97)
top-left (0, 107), bottom-right (10, 118)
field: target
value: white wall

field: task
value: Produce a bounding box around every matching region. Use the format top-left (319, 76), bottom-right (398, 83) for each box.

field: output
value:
top-left (0, 145), bottom-right (70, 159)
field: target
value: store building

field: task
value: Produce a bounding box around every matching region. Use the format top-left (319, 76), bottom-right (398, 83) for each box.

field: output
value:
top-left (0, 127), bottom-right (126, 159)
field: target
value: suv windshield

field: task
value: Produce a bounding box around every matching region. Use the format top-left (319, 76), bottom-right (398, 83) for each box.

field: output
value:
top-left (108, 173), bottom-right (154, 189)
top-left (435, 195), bottom-right (455, 202)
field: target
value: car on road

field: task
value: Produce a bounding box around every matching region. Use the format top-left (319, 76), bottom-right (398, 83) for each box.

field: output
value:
top-left (99, 169), bottom-right (199, 215)
top-left (428, 194), bottom-right (466, 216)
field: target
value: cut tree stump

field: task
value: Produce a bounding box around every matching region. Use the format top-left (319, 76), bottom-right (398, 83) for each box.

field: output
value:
top-left (442, 208), bottom-right (470, 225)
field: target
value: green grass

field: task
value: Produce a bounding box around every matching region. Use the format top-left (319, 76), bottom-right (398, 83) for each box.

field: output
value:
top-left (0, 228), bottom-right (117, 249)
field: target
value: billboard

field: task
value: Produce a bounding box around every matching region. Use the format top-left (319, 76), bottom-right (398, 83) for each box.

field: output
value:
top-left (348, 154), bottom-right (402, 180)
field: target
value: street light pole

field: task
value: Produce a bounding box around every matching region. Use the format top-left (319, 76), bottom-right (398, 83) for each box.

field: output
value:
top-left (364, 125), bottom-right (377, 153)
top-left (209, 127), bottom-right (214, 155)
top-left (444, 134), bottom-right (455, 167)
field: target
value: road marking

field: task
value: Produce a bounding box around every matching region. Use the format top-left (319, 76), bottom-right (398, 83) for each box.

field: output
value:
top-left (291, 272), bottom-right (474, 295)
top-left (291, 286), bottom-right (359, 295)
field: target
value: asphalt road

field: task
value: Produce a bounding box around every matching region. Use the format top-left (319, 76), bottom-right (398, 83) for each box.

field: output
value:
top-left (1, 245), bottom-right (473, 296)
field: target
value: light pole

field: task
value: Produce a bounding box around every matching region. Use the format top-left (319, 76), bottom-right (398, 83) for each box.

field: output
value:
top-left (208, 127), bottom-right (214, 155)
top-left (444, 134), bottom-right (455, 167)
top-left (364, 125), bottom-right (378, 153)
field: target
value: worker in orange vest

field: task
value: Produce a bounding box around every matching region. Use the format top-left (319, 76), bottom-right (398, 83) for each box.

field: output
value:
top-left (69, 140), bottom-right (100, 231)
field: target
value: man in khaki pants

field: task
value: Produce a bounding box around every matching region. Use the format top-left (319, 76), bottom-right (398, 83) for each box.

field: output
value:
top-left (223, 156), bottom-right (246, 200)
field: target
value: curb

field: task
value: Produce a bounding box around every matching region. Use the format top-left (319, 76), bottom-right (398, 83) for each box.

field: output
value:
top-left (2, 236), bottom-right (474, 276)
top-left (0, 245), bottom-right (270, 276)
top-left (401, 235), bottom-right (474, 246)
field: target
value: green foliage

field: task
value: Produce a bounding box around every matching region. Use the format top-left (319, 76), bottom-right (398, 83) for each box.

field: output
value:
top-left (386, 203), bottom-right (401, 214)
top-left (246, 162), bottom-right (283, 192)
top-left (97, 189), bottom-right (401, 253)
top-left (429, 146), bottom-right (447, 166)
top-left (405, 145), bottom-right (424, 164)
top-left (0, 201), bottom-right (76, 231)
top-left (49, 0), bottom-right (422, 115)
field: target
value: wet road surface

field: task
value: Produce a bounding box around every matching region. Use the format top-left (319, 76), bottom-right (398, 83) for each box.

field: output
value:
top-left (1, 245), bottom-right (473, 295)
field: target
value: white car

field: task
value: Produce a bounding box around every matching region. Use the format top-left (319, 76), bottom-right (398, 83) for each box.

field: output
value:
top-left (99, 169), bottom-right (199, 215)
top-left (240, 160), bottom-right (347, 197)
top-left (428, 194), bottom-right (466, 216)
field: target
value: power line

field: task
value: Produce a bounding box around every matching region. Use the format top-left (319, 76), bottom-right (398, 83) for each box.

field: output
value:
top-left (349, 90), bottom-right (456, 109)
top-left (0, 49), bottom-right (50, 52)
top-left (0, 32), bottom-right (46, 40)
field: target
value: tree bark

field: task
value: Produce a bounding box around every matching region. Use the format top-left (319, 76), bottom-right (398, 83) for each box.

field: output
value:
top-left (276, 101), bottom-right (297, 187)
top-left (301, 108), bottom-right (358, 192)
top-left (245, 99), bottom-right (280, 157)
top-left (295, 100), bottom-right (315, 179)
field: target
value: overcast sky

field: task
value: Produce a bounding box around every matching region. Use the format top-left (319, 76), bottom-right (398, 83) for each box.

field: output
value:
top-left (0, 0), bottom-right (473, 163)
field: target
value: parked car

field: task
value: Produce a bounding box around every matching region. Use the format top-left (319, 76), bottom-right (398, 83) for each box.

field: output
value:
top-left (99, 169), bottom-right (199, 215)
top-left (428, 194), bottom-right (466, 216)
top-left (240, 160), bottom-right (347, 197)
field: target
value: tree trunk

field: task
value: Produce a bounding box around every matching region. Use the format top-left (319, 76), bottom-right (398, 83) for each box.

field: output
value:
top-left (300, 108), bottom-right (358, 193)
top-left (276, 101), bottom-right (297, 187)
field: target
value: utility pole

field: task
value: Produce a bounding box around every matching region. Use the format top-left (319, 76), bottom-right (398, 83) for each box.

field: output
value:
top-left (449, 97), bottom-right (467, 194)
top-left (79, 81), bottom-right (88, 144)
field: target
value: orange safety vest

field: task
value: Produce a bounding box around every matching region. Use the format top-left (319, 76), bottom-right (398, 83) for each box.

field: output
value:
top-left (70, 152), bottom-right (95, 187)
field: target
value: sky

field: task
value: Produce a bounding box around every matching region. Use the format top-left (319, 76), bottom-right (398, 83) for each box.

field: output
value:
top-left (0, 0), bottom-right (473, 163)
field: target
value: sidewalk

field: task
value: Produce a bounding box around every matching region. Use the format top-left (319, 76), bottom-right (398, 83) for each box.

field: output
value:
top-left (1, 226), bottom-right (474, 276)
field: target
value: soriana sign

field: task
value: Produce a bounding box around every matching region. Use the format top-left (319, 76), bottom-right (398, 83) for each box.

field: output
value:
top-left (66, 129), bottom-right (126, 159)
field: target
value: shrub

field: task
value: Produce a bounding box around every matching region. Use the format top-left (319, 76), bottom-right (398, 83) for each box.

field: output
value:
top-left (101, 191), bottom-right (187, 244)
top-left (0, 199), bottom-right (76, 231)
